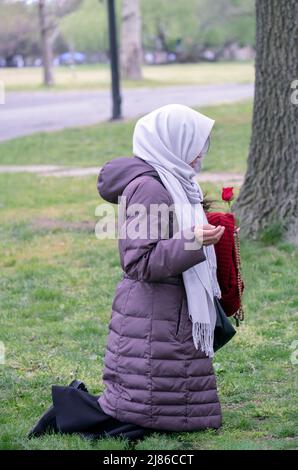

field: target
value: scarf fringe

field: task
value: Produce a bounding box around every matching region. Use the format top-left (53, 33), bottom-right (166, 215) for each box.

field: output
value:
top-left (192, 321), bottom-right (215, 358)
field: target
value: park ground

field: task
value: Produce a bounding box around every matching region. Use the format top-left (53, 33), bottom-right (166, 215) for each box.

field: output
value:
top-left (0, 101), bottom-right (297, 450)
top-left (0, 62), bottom-right (254, 91)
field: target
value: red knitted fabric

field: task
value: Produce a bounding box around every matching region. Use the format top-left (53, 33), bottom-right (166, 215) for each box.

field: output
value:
top-left (206, 212), bottom-right (244, 317)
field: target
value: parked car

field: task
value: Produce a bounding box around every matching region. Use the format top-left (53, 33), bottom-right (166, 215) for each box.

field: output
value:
top-left (57, 52), bottom-right (86, 66)
top-left (5, 55), bottom-right (24, 67)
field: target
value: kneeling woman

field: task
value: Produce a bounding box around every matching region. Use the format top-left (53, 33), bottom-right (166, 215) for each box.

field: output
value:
top-left (29, 104), bottom-right (225, 442)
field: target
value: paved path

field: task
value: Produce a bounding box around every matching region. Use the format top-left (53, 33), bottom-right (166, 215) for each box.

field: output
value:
top-left (0, 164), bottom-right (244, 184)
top-left (0, 83), bottom-right (254, 142)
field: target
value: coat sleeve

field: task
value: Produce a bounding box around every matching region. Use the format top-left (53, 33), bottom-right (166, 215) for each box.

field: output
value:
top-left (120, 177), bottom-right (206, 281)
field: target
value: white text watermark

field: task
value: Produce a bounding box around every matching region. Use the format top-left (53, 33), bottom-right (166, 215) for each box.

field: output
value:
top-left (95, 199), bottom-right (205, 251)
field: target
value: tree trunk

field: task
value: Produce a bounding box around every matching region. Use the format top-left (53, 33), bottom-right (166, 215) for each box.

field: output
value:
top-left (232, 0), bottom-right (298, 244)
top-left (38, 0), bottom-right (54, 86)
top-left (120, 0), bottom-right (143, 80)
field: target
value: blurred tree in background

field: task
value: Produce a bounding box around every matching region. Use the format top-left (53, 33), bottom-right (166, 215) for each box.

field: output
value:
top-left (141, 0), bottom-right (255, 60)
top-left (60, 0), bottom-right (109, 56)
top-left (233, 0), bottom-right (298, 244)
top-left (0, 0), bottom-right (39, 64)
top-left (0, 0), bottom-right (255, 63)
top-left (120, 0), bottom-right (143, 80)
top-left (0, 0), bottom-right (82, 81)
top-left (37, 0), bottom-right (82, 85)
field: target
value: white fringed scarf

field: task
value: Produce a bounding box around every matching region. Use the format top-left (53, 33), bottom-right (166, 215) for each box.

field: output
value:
top-left (133, 104), bottom-right (221, 357)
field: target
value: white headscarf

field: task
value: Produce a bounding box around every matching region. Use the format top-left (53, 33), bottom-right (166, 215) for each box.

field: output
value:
top-left (133, 104), bottom-right (221, 357)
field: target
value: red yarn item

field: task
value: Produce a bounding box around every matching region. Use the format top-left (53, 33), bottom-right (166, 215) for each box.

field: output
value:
top-left (206, 212), bottom-right (244, 317)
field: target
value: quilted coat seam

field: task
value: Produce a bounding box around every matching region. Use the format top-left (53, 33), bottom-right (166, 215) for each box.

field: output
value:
top-left (115, 282), bottom-right (133, 420)
top-left (103, 366), bottom-right (215, 378)
top-left (106, 346), bottom-right (149, 359)
top-left (113, 405), bottom-right (151, 416)
top-left (149, 285), bottom-right (154, 428)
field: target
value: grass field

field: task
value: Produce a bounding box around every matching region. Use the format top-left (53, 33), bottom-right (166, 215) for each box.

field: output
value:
top-left (0, 62), bottom-right (254, 91)
top-left (0, 101), bottom-right (252, 173)
top-left (0, 101), bottom-right (297, 450)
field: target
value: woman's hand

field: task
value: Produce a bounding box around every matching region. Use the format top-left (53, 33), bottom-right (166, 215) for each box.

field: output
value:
top-left (194, 223), bottom-right (225, 246)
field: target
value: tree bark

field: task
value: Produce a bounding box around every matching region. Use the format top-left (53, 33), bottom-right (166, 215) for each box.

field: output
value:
top-left (120, 0), bottom-right (143, 80)
top-left (38, 0), bottom-right (54, 86)
top-left (232, 0), bottom-right (298, 244)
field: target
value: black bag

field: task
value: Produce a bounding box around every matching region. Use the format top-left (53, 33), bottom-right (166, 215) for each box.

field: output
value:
top-left (213, 296), bottom-right (236, 352)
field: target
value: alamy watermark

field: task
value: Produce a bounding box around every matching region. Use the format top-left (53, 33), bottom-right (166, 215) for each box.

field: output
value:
top-left (95, 197), bottom-right (205, 251)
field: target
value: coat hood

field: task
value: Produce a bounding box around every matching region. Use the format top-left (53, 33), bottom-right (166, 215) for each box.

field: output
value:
top-left (97, 156), bottom-right (159, 204)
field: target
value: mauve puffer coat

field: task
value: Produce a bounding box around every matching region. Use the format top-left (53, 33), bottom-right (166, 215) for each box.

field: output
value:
top-left (96, 156), bottom-right (222, 432)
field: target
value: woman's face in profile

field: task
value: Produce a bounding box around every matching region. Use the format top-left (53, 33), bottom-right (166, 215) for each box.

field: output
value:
top-left (189, 136), bottom-right (211, 172)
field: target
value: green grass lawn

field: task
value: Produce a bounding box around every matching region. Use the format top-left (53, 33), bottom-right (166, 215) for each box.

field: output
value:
top-left (0, 101), bottom-right (297, 450)
top-left (1, 62), bottom-right (254, 92)
top-left (0, 101), bottom-right (252, 174)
